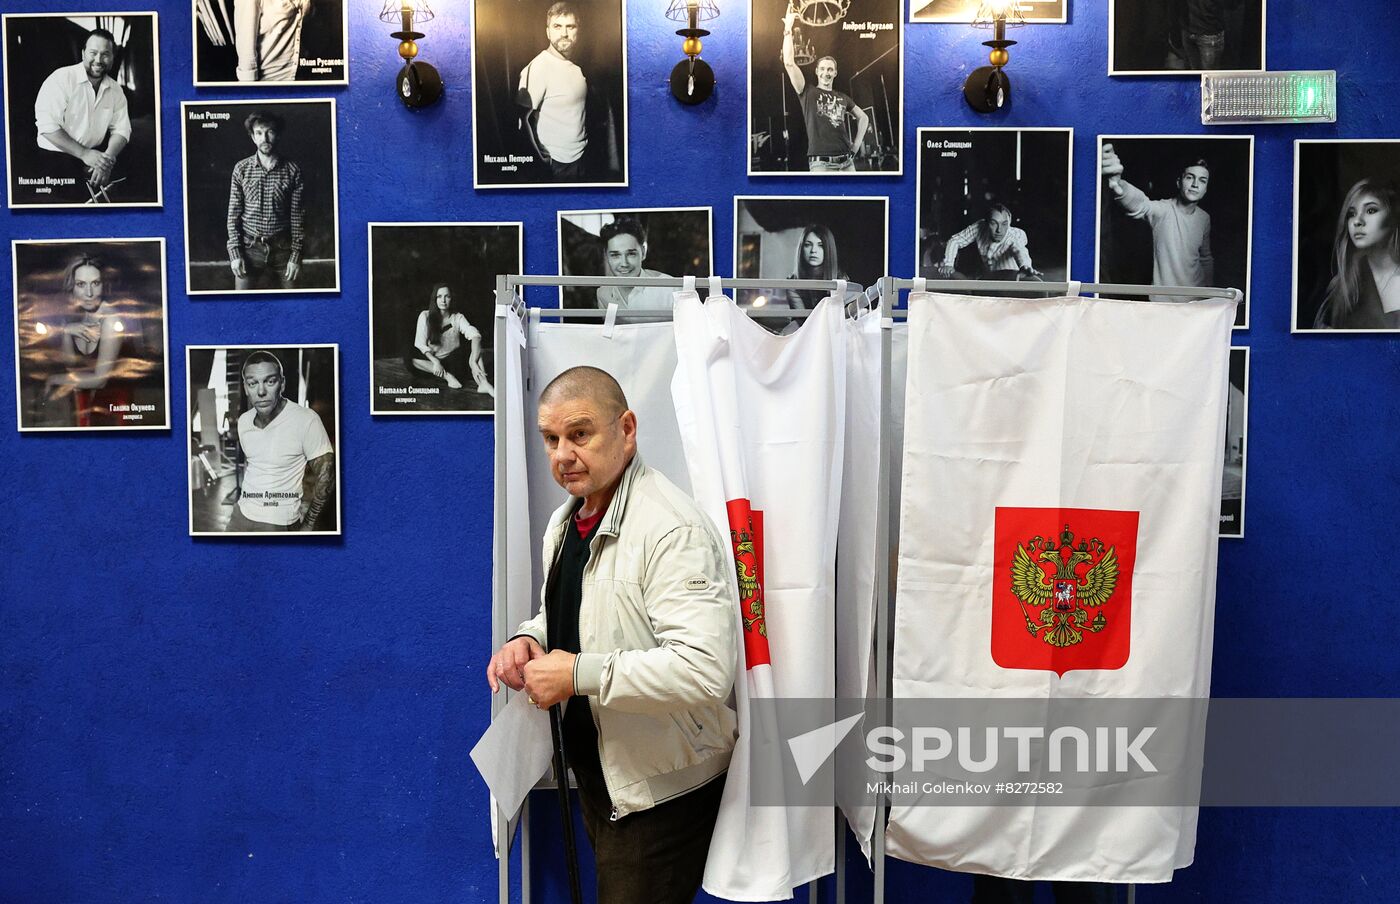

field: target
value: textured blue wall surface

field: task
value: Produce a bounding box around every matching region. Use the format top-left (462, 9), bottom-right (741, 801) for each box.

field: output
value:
top-left (2, 1), bottom-right (1398, 902)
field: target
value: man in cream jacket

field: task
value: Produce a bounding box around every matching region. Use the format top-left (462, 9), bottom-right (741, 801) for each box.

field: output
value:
top-left (487, 365), bottom-right (737, 904)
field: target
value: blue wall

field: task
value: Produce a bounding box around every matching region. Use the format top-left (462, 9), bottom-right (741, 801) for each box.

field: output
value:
top-left (2, 1), bottom-right (1398, 901)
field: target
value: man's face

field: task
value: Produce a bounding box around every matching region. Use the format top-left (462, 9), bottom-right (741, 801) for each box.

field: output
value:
top-left (547, 14), bottom-right (579, 58)
top-left (815, 57), bottom-right (837, 89)
top-left (251, 123), bottom-right (278, 155)
top-left (538, 396), bottom-right (636, 501)
top-left (604, 234), bottom-right (645, 278)
top-left (1177, 165), bottom-right (1210, 204)
top-left (988, 210), bottom-right (1012, 241)
top-left (243, 361), bottom-right (285, 415)
top-left (82, 36), bottom-right (115, 81)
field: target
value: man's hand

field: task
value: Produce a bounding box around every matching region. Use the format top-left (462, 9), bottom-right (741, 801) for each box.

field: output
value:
top-left (1018, 265), bottom-right (1044, 280)
top-left (1101, 142), bottom-right (1124, 191)
top-left (522, 649), bottom-right (578, 709)
top-left (88, 152), bottom-right (116, 187)
top-left (283, 259), bottom-right (301, 283)
top-left (935, 263), bottom-right (955, 279)
top-left (230, 258), bottom-right (247, 279)
top-left (487, 636), bottom-right (544, 693)
top-left (783, 7), bottom-right (797, 30)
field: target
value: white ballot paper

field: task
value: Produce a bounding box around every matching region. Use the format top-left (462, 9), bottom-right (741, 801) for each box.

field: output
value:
top-left (471, 691), bottom-right (554, 819)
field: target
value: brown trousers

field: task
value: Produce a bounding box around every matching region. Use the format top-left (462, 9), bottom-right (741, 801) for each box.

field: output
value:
top-left (566, 718), bottom-right (725, 904)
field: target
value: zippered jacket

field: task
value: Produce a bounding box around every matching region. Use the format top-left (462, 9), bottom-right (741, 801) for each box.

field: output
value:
top-left (514, 454), bottom-right (738, 818)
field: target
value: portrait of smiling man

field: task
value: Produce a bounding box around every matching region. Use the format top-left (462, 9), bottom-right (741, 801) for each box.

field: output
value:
top-left (780, 7), bottom-right (867, 173)
top-left (4, 13), bottom-right (164, 207)
top-left (592, 216), bottom-right (679, 311)
top-left (485, 365), bottom-right (736, 904)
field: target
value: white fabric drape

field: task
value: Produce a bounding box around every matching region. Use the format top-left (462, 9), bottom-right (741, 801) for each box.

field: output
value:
top-left (672, 290), bottom-right (846, 901)
top-left (886, 292), bottom-right (1234, 883)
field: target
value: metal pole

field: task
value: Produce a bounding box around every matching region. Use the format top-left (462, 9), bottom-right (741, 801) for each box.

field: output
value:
top-left (493, 275), bottom-right (512, 904)
top-left (548, 706), bottom-right (584, 904)
top-left (893, 276), bottom-right (1239, 301)
top-left (871, 276), bottom-right (896, 904)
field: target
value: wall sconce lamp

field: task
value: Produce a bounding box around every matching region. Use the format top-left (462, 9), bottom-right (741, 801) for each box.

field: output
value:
top-left (964, 0), bottom-right (1025, 113)
top-left (379, 1), bottom-right (443, 109)
top-left (665, 0), bottom-right (720, 105)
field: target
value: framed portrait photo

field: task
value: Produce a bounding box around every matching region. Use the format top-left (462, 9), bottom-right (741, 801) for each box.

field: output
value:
top-left (909, 0), bottom-right (1065, 24)
top-left (557, 206), bottom-right (713, 311)
top-left (180, 98), bottom-right (340, 296)
top-left (1109, 0), bottom-right (1265, 76)
top-left (192, 0), bottom-right (348, 87)
top-left (1220, 346), bottom-right (1248, 539)
top-left (471, 0), bottom-right (628, 189)
top-left (1293, 140), bottom-right (1400, 333)
top-left (916, 127), bottom-right (1072, 286)
top-left (186, 343), bottom-right (341, 537)
top-left (1095, 134), bottom-right (1253, 328)
top-left (368, 222), bottom-right (522, 416)
top-left (733, 195), bottom-right (889, 315)
top-left (12, 238), bottom-right (170, 432)
top-left (2, 12), bottom-right (163, 208)
top-left (750, 0), bottom-right (903, 176)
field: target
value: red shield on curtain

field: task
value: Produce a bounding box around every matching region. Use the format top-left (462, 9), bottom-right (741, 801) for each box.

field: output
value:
top-left (726, 497), bottom-right (770, 670)
top-left (991, 506), bottom-right (1139, 676)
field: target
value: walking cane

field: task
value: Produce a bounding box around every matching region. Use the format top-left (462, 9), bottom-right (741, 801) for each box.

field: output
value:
top-left (548, 702), bottom-right (584, 904)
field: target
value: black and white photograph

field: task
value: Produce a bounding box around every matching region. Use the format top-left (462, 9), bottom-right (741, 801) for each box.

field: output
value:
top-left (12, 238), bottom-right (170, 432)
top-left (1096, 134), bottom-right (1253, 328)
top-left (910, 0), bottom-right (1065, 24)
top-left (181, 98), bottom-right (340, 296)
top-left (1293, 140), bottom-right (1400, 333)
top-left (1220, 346), bottom-right (1248, 539)
top-left (186, 343), bottom-right (340, 536)
top-left (733, 195), bottom-right (888, 319)
top-left (369, 222), bottom-right (521, 415)
top-left (557, 207), bottom-right (713, 311)
top-left (750, 0), bottom-right (902, 176)
top-left (1109, 0), bottom-right (1265, 75)
top-left (3, 13), bottom-right (162, 208)
top-left (471, 0), bottom-right (628, 189)
top-left (916, 127), bottom-right (1072, 287)
top-left (193, 0), bottom-right (347, 86)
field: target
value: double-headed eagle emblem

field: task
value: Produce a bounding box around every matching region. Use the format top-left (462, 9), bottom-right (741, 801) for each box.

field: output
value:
top-left (732, 522), bottom-right (767, 638)
top-left (1010, 525), bottom-right (1120, 648)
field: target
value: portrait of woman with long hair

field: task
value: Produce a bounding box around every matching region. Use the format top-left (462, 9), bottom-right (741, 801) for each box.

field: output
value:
top-left (13, 242), bottom-right (168, 430)
top-left (404, 282), bottom-right (494, 396)
top-left (1314, 178), bottom-right (1400, 330)
top-left (784, 224), bottom-right (849, 311)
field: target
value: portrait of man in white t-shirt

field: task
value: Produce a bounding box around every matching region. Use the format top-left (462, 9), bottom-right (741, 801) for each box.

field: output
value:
top-left (471, 0), bottom-right (627, 188)
top-left (518, 2), bottom-right (589, 179)
top-left (228, 349), bottom-right (336, 533)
